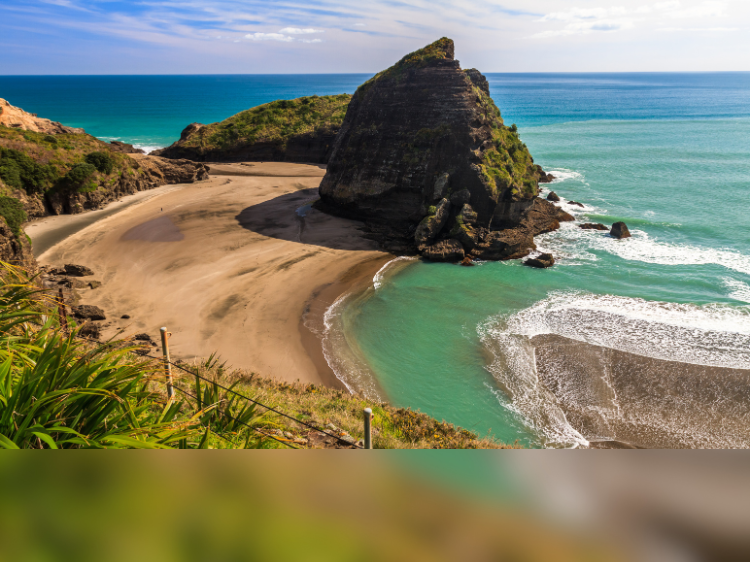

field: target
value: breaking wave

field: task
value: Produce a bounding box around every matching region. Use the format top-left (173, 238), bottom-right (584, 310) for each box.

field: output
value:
top-left (479, 292), bottom-right (750, 448)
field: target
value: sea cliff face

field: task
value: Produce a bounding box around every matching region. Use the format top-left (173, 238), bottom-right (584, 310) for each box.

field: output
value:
top-left (154, 94), bottom-right (351, 164)
top-left (317, 38), bottom-right (567, 259)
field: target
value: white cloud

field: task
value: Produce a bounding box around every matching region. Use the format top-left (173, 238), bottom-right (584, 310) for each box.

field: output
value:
top-left (533, 0), bottom-right (730, 38)
top-left (300, 38), bottom-right (323, 43)
top-left (279, 27), bottom-right (324, 34)
top-left (658, 26), bottom-right (737, 30)
top-left (245, 32), bottom-right (294, 42)
top-left (354, 23), bottom-right (366, 27)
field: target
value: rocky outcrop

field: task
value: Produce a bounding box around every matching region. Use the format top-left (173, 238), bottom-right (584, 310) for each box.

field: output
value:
top-left (317, 38), bottom-right (554, 262)
top-left (0, 98), bottom-right (84, 135)
top-left (610, 222), bottom-right (631, 239)
top-left (154, 95), bottom-right (350, 164)
top-left (580, 223), bottom-right (608, 231)
top-left (536, 166), bottom-right (556, 183)
top-left (44, 154), bottom-right (209, 216)
top-left (0, 216), bottom-right (35, 271)
top-left (108, 141), bottom-right (144, 154)
top-left (64, 264), bottom-right (94, 276)
top-left (523, 253), bottom-right (555, 268)
top-left (546, 191), bottom-right (560, 202)
top-left (422, 239), bottom-right (465, 262)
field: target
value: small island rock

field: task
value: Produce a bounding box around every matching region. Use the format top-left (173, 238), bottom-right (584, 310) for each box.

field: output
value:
top-left (610, 222), bottom-right (631, 239)
top-left (546, 191), bottom-right (561, 202)
top-left (523, 253), bottom-right (555, 268)
top-left (579, 223), bottom-right (609, 231)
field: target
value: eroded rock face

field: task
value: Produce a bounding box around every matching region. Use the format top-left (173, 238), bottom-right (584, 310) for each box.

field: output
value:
top-left (44, 155), bottom-right (209, 216)
top-left (0, 217), bottom-right (35, 271)
top-left (422, 239), bottom-right (465, 262)
top-left (0, 98), bottom-right (84, 135)
top-left (108, 141), bottom-right (145, 154)
top-left (415, 198), bottom-right (450, 251)
top-left (318, 38), bottom-right (548, 259)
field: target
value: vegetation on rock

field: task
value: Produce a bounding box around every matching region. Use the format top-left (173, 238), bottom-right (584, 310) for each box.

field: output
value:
top-left (157, 94), bottom-right (351, 163)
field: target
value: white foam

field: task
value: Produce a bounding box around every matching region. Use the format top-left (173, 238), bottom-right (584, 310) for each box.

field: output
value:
top-left (547, 168), bottom-right (584, 183)
top-left (724, 277), bottom-right (750, 303)
top-left (484, 292), bottom-right (750, 370)
top-left (136, 145), bottom-right (164, 154)
top-left (373, 256), bottom-right (416, 290)
top-left (535, 222), bottom-right (750, 275)
top-left (479, 292), bottom-right (750, 447)
top-left (320, 291), bottom-right (384, 400)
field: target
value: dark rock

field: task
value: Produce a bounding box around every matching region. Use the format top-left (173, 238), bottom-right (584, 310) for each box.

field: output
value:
top-left (546, 191), bottom-right (560, 202)
top-left (414, 198), bottom-right (450, 251)
top-left (458, 203), bottom-right (478, 227)
top-left (88, 280), bottom-right (102, 289)
top-left (422, 239), bottom-right (465, 262)
top-left (460, 256), bottom-right (475, 267)
top-left (64, 278), bottom-right (88, 289)
top-left (121, 314), bottom-right (131, 319)
top-left (432, 172), bottom-right (450, 200)
top-left (568, 201), bottom-right (584, 208)
top-left (134, 333), bottom-right (152, 341)
top-left (0, 216), bottom-right (36, 272)
top-left (473, 228), bottom-right (535, 261)
top-left (64, 264), bottom-right (94, 276)
top-left (318, 38), bottom-right (544, 255)
top-left (78, 322), bottom-right (101, 339)
top-left (450, 189), bottom-right (472, 207)
top-left (579, 223), bottom-right (609, 231)
top-left (523, 253), bottom-right (555, 268)
top-left (610, 222), bottom-right (631, 239)
top-left (108, 141), bottom-right (145, 154)
top-left (536, 166), bottom-right (556, 183)
top-left (72, 305), bottom-right (106, 321)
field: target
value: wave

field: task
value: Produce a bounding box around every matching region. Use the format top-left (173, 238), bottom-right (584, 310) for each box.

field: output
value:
top-left (724, 277), bottom-right (750, 303)
top-left (479, 292), bottom-right (750, 448)
top-left (535, 221), bottom-right (750, 275)
top-left (373, 256), bottom-right (416, 290)
top-left (546, 168), bottom-right (584, 183)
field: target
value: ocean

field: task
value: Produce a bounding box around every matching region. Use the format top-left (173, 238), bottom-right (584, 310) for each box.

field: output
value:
top-left (3, 72), bottom-right (749, 448)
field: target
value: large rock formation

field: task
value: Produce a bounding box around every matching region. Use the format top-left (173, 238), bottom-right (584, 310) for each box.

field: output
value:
top-left (154, 94), bottom-right (351, 164)
top-left (0, 215), bottom-right (35, 271)
top-left (317, 38), bottom-right (565, 259)
top-left (0, 98), bottom-right (84, 135)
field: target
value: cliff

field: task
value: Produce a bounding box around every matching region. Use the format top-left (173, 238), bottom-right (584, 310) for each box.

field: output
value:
top-left (0, 98), bottom-right (84, 135)
top-left (0, 124), bottom-right (208, 220)
top-left (317, 38), bottom-right (568, 259)
top-left (154, 94), bottom-right (351, 164)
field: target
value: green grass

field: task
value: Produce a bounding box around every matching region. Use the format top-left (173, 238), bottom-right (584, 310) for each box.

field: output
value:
top-left (0, 196), bottom-right (27, 237)
top-left (179, 94), bottom-right (351, 153)
top-left (0, 263), bottom-right (268, 449)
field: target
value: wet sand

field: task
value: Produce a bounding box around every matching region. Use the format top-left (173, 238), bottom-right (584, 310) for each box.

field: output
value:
top-left (34, 162), bottom-right (390, 387)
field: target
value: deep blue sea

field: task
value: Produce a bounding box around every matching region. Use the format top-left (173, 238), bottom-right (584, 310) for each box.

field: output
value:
top-left (3, 73), bottom-right (749, 447)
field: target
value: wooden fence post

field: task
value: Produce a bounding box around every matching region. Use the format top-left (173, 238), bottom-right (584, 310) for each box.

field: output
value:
top-left (364, 408), bottom-right (372, 450)
top-left (160, 327), bottom-right (175, 400)
top-left (57, 288), bottom-right (68, 335)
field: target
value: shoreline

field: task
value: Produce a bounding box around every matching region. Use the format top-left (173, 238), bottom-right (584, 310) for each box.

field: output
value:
top-left (31, 162), bottom-right (390, 388)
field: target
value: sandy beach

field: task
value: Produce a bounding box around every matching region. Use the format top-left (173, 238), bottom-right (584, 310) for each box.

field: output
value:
top-left (33, 162), bottom-right (390, 388)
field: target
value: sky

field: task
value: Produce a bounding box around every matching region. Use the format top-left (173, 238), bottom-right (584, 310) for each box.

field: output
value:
top-left (1, 0), bottom-right (748, 74)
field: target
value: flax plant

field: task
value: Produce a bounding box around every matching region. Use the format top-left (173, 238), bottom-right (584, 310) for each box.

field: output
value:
top-left (0, 263), bottom-right (261, 449)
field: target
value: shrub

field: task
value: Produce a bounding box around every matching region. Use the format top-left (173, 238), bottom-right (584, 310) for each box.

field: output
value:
top-left (0, 196), bottom-right (27, 237)
top-left (510, 124), bottom-right (518, 133)
top-left (43, 135), bottom-right (58, 144)
top-left (0, 148), bottom-right (58, 194)
top-left (85, 151), bottom-right (114, 175)
top-left (62, 162), bottom-right (96, 188)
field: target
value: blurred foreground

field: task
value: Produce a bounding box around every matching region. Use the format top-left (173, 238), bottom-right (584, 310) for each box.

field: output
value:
top-left (1, 453), bottom-right (748, 561)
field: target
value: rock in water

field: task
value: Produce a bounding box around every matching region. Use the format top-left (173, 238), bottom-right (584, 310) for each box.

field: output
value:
top-left (422, 239), bottom-right (465, 262)
top-left (579, 223), bottom-right (609, 231)
top-left (546, 191), bottom-right (561, 202)
top-left (318, 38), bottom-right (547, 257)
top-left (523, 253), bottom-right (555, 268)
top-left (610, 222), bottom-right (631, 239)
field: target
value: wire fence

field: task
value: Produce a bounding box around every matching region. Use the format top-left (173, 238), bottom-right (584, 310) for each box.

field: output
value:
top-left (72, 329), bottom-right (363, 449)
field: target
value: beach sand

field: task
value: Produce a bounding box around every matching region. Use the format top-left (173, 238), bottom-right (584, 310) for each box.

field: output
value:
top-left (35, 162), bottom-right (390, 388)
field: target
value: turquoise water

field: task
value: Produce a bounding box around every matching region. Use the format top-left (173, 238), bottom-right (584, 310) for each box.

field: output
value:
top-left (3, 73), bottom-right (749, 446)
top-left (334, 75), bottom-right (750, 448)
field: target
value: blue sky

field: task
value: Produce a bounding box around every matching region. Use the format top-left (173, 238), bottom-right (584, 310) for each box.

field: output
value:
top-left (1, 0), bottom-right (748, 74)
